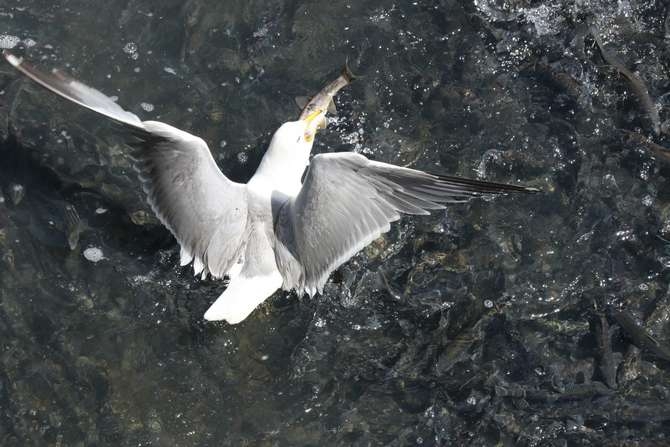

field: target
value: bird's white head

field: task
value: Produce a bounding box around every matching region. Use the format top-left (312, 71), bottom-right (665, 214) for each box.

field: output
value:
top-left (253, 109), bottom-right (327, 195)
top-left (272, 108), bottom-right (326, 149)
top-left (264, 108), bottom-right (326, 165)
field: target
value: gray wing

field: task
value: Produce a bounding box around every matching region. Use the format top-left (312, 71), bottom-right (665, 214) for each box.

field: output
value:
top-left (132, 122), bottom-right (248, 279)
top-left (5, 50), bottom-right (248, 278)
top-left (274, 152), bottom-right (538, 295)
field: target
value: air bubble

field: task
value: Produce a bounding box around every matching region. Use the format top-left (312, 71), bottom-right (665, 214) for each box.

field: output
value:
top-left (122, 41), bottom-right (139, 60)
top-left (237, 152), bottom-right (249, 164)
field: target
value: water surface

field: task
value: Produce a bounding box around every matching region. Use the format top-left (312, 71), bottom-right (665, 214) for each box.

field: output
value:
top-left (1, 0), bottom-right (670, 445)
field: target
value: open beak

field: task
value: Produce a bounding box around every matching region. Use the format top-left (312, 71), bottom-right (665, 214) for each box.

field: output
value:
top-left (302, 109), bottom-right (326, 142)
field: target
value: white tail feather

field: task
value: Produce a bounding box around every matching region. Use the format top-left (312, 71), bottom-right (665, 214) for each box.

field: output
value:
top-left (203, 271), bottom-right (282, 324)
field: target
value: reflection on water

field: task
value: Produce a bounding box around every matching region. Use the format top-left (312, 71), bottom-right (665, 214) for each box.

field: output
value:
top-left (1, 0), bottom-right (670, 445)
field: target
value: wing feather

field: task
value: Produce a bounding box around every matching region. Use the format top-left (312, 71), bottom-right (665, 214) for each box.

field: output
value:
top-left (274, 152), bottom-right (538, 294)
top-left (4, 51), bottom-right (248, 278)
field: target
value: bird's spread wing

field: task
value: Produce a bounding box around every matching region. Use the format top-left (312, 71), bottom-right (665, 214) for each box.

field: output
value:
top-left (274, 152), bottom-right (537, 295)
top-left (132, 122), bottom-right (248, 279)
top-left (4, 51), bottom-right (248, 278)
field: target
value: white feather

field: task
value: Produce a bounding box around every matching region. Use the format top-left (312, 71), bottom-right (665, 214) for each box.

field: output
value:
top-left (204, 271), bottom-right (283, 323)
top-left (179, 246), bottom-right (193, 266)
top-left (193, 257), bottom-right (205, 276)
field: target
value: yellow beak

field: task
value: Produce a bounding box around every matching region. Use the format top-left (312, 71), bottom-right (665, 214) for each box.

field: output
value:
top-left (303, 109), bottom-right (325, 143)
top-left (303, 109), bottom-right (324, 125)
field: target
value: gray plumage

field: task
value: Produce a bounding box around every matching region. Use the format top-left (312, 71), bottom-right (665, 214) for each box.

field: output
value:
top-left (274, 152), bottom-right (534, 295)
top-left (132, 123), bottom-right (249, 279)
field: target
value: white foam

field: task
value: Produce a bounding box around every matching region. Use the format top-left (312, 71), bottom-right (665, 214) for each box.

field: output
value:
top-left (237, 152), bottom-right (249, 164)
top-left (83, 246), bottom-right (105, 263)
top-left (0, 34), bottom-right (21, 49)
top-left (123, 42), bottom-right (139, 60)
top-left (123, 41), bottom-right (137, 54)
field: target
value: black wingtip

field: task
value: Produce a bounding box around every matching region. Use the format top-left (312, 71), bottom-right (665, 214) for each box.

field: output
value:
top-left (436, 173), bottom-right (541, 194)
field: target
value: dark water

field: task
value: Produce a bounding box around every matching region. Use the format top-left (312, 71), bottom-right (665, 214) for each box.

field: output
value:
top-left (1, 0), bottom-right (670, 445)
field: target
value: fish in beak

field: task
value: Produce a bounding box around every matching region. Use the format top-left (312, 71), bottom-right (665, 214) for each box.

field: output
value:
top-left (298, 62), bottom-right (357, 143)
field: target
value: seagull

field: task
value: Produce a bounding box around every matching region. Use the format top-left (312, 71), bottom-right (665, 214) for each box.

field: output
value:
top-left (3, 50), bottom-right (538, 324)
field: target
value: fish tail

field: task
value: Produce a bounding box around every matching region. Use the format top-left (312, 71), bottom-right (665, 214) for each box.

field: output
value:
top-left (341, 58), bottom-right (357, 82)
